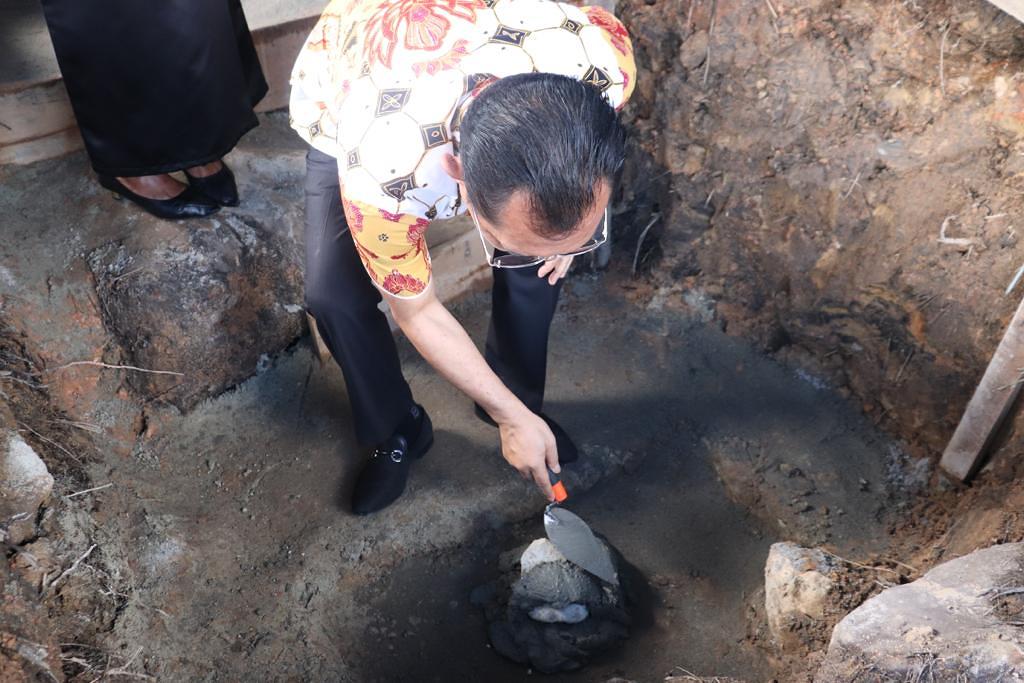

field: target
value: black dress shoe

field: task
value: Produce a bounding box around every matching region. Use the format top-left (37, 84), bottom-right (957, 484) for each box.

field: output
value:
top-left (473, 404), bottom-right (579, 464)
top-left (185, 164), bottom-right (240, 207)
top-left (352, 406), bottom-right (434, 515)
top-left (98, 175), bottom-right (219, 220)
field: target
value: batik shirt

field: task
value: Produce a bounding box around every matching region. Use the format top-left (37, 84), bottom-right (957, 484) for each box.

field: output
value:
top-left (290, 0), bottom-right (636, 298)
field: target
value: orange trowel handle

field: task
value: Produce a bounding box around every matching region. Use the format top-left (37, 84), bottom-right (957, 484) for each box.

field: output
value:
top-left (548, 469), bottom-right (568, 503)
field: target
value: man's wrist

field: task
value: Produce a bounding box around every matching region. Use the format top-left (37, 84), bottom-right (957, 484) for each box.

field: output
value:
top-left (485, 394), bottom-right (528, 426)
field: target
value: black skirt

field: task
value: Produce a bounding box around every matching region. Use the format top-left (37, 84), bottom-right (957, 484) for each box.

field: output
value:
top-left (40, 0), bottom-right (268, 176)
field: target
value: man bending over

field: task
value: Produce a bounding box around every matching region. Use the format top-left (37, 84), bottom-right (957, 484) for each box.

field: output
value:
top-left (290, 0), bottom-right (636, 513)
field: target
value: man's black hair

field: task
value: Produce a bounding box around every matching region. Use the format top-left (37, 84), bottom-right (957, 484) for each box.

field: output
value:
top-left (459, 72), bottom-right (626, 239)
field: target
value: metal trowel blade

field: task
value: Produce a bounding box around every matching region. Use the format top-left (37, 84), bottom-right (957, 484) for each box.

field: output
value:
top-left (543, 505), bottom-right (617, 584)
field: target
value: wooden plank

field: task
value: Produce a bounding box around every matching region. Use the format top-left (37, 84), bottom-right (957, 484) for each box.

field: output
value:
top-left (0, 79), bottom-right (75, 147)
top-left (987, 0), bottom-right (1024, 24)
top-left (940, 294), bottom-right (1024, 481)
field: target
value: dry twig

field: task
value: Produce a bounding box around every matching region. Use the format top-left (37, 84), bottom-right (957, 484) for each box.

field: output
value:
top-left (99, 584), bottom-right (171, 619)
top-left (937, 215), bottom-right (972, 247)
top-left (632, 214), bottom-right (662, 276)
top-left (763, 0), bottom-right (779, 33)
top-left (842, 170), bottom-right (862, 200)
top-left (49, 418), bottom-right (102, 433)
top-left (821, 549), bottom-right (916, 576)
top-left (110, 267), bottom-right (146, 284)
top-left (939, 23), bottom-right (950, 98)
top-left (65, 483), bottom-right (113, 499)
top-left (104, 646), bottom-right (155, 680)
top-left (18, 422), bottom-right (82, 463)
top-left (1006, 264), bottom-right (1024, 296)
top-left (670, 666), bottom-right (733, 682)
top-left (45, 361), bottom-right (183, 377)
top-left (45, 543), bottom-right (97, 593)
top-left (894, 349), bottom-right (915, 384)
top-left (703, 0), bottom-right (716, 86)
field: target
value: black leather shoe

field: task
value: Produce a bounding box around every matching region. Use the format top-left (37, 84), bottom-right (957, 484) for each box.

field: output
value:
top-left (98, 175), bottom-right (219, 220)
top-left (352, 406), bottom-right (434, 515)
top-left (473, 404), bottom-right (578, 464)
top-left (185, 164), bottom-right (240, 207)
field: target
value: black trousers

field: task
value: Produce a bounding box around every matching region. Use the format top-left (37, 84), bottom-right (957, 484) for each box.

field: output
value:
top-left (40, 0), bottom-right (267, 176)
top-left (304, 148), bottom-right (562, 446)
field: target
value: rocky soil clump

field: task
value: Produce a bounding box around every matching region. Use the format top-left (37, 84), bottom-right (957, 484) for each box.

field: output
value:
top-left (0, 341), bottom-right (134, 681)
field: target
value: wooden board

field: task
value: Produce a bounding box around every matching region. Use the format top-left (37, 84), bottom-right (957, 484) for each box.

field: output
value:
top-left (987, 0), bottom-right (1024, 24)
top-left (940, 294), bottom-right (1024, 481)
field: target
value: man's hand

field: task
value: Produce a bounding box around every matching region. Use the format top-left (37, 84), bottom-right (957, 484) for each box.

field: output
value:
top-left (388, 287), bottom-right (561, 500)
top-left (537, 255), bottom-right (574, 285)
top-left (497, 407), bottom-right (560, 501)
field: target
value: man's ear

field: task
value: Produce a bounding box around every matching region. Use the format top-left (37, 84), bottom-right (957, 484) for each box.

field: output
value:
top-left (441, 152), bottom-right (464, 181)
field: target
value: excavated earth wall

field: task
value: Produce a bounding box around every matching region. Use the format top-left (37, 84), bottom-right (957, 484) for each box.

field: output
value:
top-left (617, 0), bottom-right (1024, 463)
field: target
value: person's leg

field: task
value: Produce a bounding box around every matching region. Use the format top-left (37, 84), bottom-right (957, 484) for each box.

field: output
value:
top-left (485, 264), bottom-right (564, 413)
top-left (39, 0), bottom-right (265, 177)
top-left (303, 147), bottom-right (415, 447)
top-left (482, 264), bottom-right (578, 462)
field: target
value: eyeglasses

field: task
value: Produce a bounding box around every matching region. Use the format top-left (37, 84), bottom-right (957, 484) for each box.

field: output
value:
top-left (470, 206), bottom-right (610, 269)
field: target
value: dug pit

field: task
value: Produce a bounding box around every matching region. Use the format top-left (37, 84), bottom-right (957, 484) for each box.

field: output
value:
top-left (6, 0), bottom-right (1024, 680)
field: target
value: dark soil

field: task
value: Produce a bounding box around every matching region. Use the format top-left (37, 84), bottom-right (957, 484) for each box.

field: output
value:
top-left (5, 262), bottom-right (909, 681)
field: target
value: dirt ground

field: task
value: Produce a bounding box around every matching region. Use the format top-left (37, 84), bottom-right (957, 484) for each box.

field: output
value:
top-left (5, 258), bottom-right (918, 681)
top-left (615, 0), bottom-right (1024, 627)
top-left (8, 0), bottom-right (1024, 679)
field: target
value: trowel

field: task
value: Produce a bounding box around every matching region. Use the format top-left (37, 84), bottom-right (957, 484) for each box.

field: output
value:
top-left (543, 470), bottom-right (618, 584)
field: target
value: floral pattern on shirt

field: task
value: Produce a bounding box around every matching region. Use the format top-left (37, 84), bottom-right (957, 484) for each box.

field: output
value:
top-left (291, 0), bottom-right (636, 299)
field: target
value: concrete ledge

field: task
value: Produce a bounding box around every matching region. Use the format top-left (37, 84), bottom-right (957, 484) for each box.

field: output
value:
top-left (428, 217), bottom-right (492, 300)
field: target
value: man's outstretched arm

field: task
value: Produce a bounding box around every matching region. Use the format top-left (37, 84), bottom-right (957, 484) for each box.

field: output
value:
top-left (388, 284), bottom-right (560, 500)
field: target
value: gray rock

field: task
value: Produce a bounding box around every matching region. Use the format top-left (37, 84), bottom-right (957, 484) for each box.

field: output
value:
top-left (765, 542), bottom-right (835, 651)
top-left (0, 431), bottom-right (53, 544)
top-left (520, 538), bottom-right (568, 574)
top-left (87, 213), bottom-right (304, 411)
top-left (816, 543), bottom-right (1024, 682)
